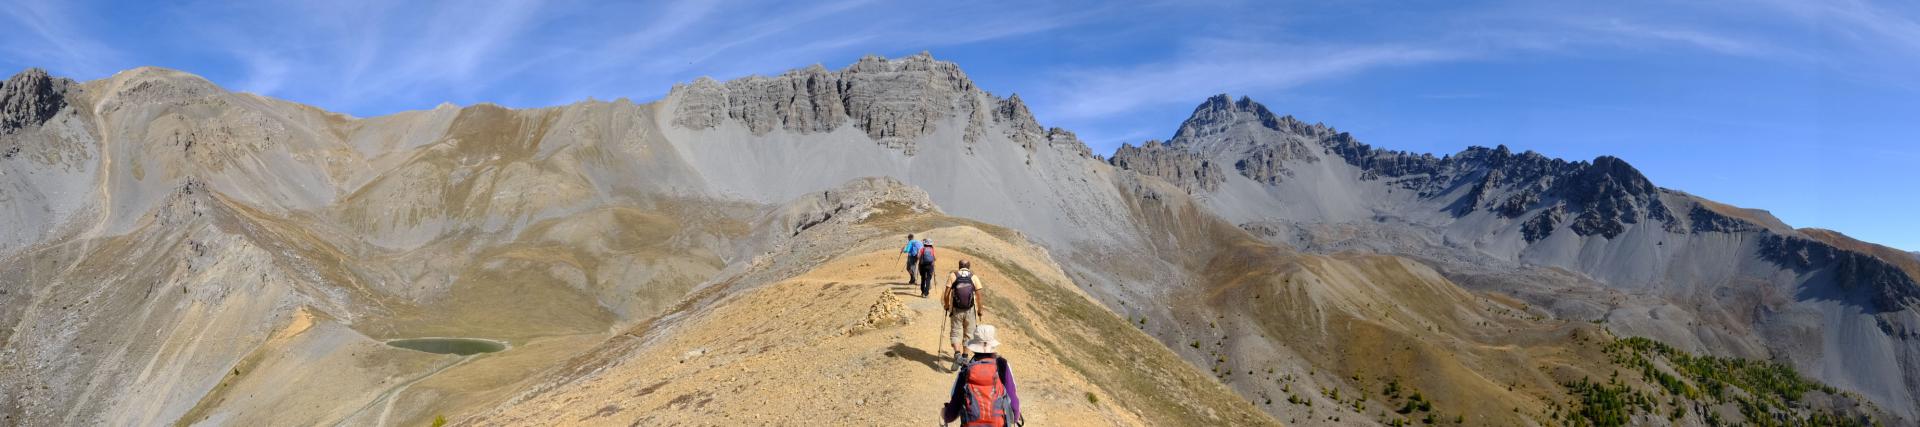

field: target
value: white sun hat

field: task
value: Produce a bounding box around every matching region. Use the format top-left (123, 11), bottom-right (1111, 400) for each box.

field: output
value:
top-left (966, 324), bottom-right (1001, 353)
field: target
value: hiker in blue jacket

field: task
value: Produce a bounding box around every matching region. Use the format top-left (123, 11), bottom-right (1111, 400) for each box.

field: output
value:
top-left (901, 234), bottom-right (923, 292)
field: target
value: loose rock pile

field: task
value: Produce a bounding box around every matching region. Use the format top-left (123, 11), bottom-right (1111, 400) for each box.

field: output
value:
top-left (856, 291), bottom-right (913, 332)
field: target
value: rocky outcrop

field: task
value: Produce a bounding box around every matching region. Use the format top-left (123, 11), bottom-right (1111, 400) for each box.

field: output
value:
top-left (1232, 140), bottom-right (1316, 185)
top-left (0, 68), bottom-right (73, 133)
top-left (1760, 234), bottom-right (1920, 312)
top-left (1689, 203), bottom-right (1763, 234)
top-left (1425, 147), bottom-right (1682, 239)
top-left (1522, 205), bottom-right (1565, 243)
top-left (670, 52), bottom-right (996, 153)
top-left (1044, 127), bottom-right (1092, 158)
top-left (1562, 156), bottom-right (1677, 238)
top-left (993, 94), bottom-right (1044, 149)
top-left (1109, 140), bottom-right (1225, 192)
top-left (1430, 150), bottom-right (1678, 239)
top-left (758, 176), bottom-right (937, 240)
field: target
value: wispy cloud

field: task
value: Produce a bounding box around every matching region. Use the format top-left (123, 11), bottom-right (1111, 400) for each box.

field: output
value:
top-left (1758, 0), bottom-right (1920, 53)
top-left (1026, 1), bottom-right (1911, 124)
top-left (232, 49), bottom-right (291, 95)
top-left (1042, 39), bottom-right (1463, 120)
top-left (75, 0), bottom-right (1117, 115)
top-left (0, 0), bottom-right (122, 77)
top-left (8, 0), bottom-right (1915, 120)
top-left (1583, 19), bottom-right (1779, 58)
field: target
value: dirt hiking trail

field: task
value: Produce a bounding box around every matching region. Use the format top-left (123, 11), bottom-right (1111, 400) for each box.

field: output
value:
top-left (472, 225), bottom-right (1277, 426)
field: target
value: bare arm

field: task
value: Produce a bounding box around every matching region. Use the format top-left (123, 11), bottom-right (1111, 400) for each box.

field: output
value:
top-left (975, 276), bottom-right (986, 319)
top-left (940, 278), bottom-right (952, 312)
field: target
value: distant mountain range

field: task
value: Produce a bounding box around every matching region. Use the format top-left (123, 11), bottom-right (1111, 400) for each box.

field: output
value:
top-left (1, 53), bottom-right (1910, 425)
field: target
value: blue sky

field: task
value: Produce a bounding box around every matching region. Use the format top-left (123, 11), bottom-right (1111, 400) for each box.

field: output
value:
top-left (4, 0), bottom-right (1916, 250)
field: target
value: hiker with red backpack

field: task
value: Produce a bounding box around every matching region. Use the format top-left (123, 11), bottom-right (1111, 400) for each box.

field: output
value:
top-left (941, 324), bottom-right (1023, 427)
top-left (917, 239), bottom-right (937, 297)
top-left (942, 259), bottom-right (982, 370)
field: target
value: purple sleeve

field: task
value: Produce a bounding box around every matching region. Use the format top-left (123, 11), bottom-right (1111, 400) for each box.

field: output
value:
top-left (999, 358), bottom-right (1021, 422)
top-left (942, 370), bottom-right (965, 422)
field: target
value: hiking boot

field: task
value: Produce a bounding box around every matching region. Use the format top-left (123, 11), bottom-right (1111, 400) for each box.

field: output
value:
top-left (952, 352), bottom-right (969, 371)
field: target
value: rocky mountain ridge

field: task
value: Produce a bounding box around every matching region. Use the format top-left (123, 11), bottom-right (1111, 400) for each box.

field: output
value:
top-left (1110, 92), bottom-right (1920, 417)
top-left (1117, 93), bottom-right (1917, 309)
top-left (668, 52), bottom-right (1090, 157)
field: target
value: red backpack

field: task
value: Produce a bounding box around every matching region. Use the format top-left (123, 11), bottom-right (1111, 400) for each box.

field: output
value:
top-left (959, 358), bottom-right (1012, 427)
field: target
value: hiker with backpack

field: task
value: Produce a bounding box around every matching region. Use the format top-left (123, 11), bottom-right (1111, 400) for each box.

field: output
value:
top-left (917, 239), bottom-right (937, 297)
top-left (941, 324), bottom-right (1023, 427)
top-left (942, 260), bottom-right (983, 369)
top-left (902, 234), bottom-right (924, 291)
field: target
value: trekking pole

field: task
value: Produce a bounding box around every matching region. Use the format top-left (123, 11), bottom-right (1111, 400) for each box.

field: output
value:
top-left (938, 305), bottom-right (952, 370)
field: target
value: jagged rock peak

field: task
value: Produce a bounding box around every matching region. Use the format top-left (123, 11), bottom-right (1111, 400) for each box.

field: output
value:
top-left (993, 94), bottom-right (1039, 128)
top-left (1, 67), bottom-right (75, 132)
top-left (1580, 156), bottom-right (1657, 195)
top-left (1170, 93), bottom-right (1336, 145)
top-left (669, 52), bottom-right (988, 153)
top-left (993, 93), bottom-right (1045, 148)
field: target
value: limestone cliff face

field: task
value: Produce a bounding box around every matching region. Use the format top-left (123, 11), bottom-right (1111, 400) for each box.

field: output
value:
top-left (667, 52), bottom-right (1079, 156)
top-left (1108, 140), bottom-right (1224, 192)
